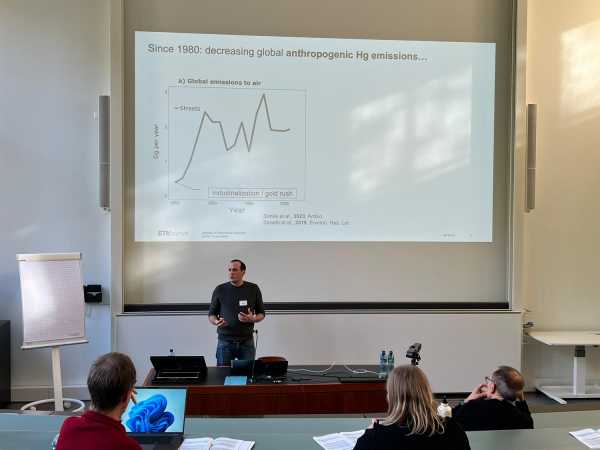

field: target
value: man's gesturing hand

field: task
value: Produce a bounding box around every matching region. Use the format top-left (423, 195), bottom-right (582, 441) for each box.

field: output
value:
top-left (214, 316), bottom-right (228, 328)
top-left (238, 310), bottom-right (256, 323)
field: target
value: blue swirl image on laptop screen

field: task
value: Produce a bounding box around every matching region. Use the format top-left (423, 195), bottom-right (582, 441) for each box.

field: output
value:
top-left (122, 388), bottom-right (186, 433)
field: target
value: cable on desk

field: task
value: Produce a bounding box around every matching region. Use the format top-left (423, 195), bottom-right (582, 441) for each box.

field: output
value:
top-left (287, 362), bottom-right (337, 374)
top-left (343, 365), bottom-right (378, 375)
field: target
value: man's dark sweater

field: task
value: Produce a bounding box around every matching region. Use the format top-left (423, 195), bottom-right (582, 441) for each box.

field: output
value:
top-left (453, 398), bottom-right (534, 431)
top-left (209, 281), bottom-right (265, 341)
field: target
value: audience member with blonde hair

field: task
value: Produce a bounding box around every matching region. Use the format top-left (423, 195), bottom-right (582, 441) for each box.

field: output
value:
top-left (354, 365), bottom-right (470, 450)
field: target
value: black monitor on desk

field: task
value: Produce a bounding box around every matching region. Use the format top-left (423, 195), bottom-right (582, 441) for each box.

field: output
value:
top-left (150, 356), bottom-right (207, 384)
top-left (231, 358), bottom-right (288, 379)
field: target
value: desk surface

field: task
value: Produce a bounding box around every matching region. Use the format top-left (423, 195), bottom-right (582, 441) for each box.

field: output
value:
top-left (0, 414), bottom-right (595, 450)
top-left (145, 365), bottom-right (385, 386)
top-left (145, 365), bottom-right (387, 416)
top-left (528, 331), bottom-right (600, 346)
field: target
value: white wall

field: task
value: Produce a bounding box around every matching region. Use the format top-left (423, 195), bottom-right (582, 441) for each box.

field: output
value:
top-left (108, 0), bottom-right (522, 395)
top-left (522, 0), bottom-right (600, 384)
top-left (117, 312), bottom-right (522, 392)
top-left (0, 0), bottom-right (545, 400)
top-left (0, 0), bottom-right (111, 401)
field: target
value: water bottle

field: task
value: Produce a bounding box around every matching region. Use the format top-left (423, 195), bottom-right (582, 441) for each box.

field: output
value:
top-left (169, 348), bottom-right (175, 357)
top-left (437, 396), bottom-right (452, 418)
top-left (387, 351), bottom-right (395, 373)
top-left (378, 350), bottom-right (387, 378)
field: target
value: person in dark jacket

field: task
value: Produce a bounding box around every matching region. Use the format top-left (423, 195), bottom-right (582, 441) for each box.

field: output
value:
top-left (55, 352), bottom-right (141, 450)
top-left (453, 365), bottom-right (534, 431)
top-left (354, 365), bottom-right (470, 450)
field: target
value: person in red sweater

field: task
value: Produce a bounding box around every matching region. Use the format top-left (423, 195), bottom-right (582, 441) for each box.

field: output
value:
top-left (55, 352), bottom-right (141, 450)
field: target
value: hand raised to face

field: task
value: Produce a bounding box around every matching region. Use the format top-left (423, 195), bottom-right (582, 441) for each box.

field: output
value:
top-left (465, 383), bottom-right (489, 402)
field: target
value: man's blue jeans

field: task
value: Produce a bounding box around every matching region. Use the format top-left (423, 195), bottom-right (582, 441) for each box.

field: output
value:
top-left (216, 337), bottom-right (256, 366)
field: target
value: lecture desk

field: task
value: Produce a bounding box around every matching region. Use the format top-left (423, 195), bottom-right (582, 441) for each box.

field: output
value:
top-left (1, 412), bottom-right (599, 450)
top-left (143, 365), bottom-right (388, 416)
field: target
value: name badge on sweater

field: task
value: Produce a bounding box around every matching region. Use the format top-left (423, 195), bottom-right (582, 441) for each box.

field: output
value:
top-left (239, 300), bottom-right (248, 307)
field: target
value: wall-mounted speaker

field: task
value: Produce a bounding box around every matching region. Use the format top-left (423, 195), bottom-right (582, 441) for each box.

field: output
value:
top-left (84, 284), bottom-right (103, 303)
top-left (526, 103), bottom-right (537, 212)
top-left (99, 95), bottom-right (110, 210)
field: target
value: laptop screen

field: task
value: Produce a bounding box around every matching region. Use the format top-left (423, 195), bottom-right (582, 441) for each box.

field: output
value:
top-left (122, 387), bottom-right (187, 434)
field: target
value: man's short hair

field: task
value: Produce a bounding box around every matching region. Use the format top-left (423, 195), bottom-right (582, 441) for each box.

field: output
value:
top-left (87, 352), bottom-right (136, 412)
top-left (492, 365), bottom-right (524, 402)
top-left (230, 259), bottom-right (246, 271)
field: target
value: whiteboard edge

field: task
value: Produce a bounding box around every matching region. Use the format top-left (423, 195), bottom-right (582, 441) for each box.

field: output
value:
top-left (17, 252), bottom-right (82, 261)
top-left (22, 338), bottom-right (89, 350)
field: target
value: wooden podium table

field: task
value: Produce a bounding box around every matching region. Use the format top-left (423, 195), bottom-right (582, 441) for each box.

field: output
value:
top-left (528, 331), bottom-right (600, 404)
top-left (144, 365), bottom-right (387, 416)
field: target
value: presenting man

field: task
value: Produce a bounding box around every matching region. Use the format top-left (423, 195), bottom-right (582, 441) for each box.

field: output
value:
top-left (208, 259), bottom-right (265, 366)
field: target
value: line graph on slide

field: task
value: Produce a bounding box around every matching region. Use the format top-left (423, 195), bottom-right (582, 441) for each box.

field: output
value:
top-left (168, 87), bottom-right (306, 201)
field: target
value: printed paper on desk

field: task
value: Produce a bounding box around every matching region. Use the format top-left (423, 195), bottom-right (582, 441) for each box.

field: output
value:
top-left (313, 430), bottom-right (365, 450)
top-left (179, 437), bottom-right (255, 450)
top-left (570, 428), bottom-right (600, 449)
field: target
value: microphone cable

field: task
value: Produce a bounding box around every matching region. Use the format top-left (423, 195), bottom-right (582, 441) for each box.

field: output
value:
top-left (249, 329), bottom-right (259, 383)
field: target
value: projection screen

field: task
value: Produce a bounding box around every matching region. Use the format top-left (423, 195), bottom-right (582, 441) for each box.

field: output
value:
top-left (123, 0), bottom-right (514, 310)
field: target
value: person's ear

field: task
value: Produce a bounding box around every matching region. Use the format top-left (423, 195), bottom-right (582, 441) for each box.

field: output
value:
top-left (121, 387), bottom-right (134, 405)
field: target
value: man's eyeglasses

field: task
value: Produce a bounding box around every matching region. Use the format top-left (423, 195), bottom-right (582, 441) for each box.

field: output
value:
top-left (484, 376), bottom-right (494, 384)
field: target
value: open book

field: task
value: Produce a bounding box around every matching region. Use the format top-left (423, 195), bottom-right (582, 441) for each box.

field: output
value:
top-left (570, 429), bottom-right (600, 449)
top-left (313, 430), bottom-right (365, 450)
top-left (179, 437), bottom-right (255, 450)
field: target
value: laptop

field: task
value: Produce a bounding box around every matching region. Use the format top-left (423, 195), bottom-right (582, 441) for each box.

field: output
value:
top-left (150, 356), bottom-right (207, 384)
top-left (338, 375), bottom-right (386, 383)
top-left (230, 359), bottom-right (288, 379)
top-left (122, 387), bottom-right (187, 450)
